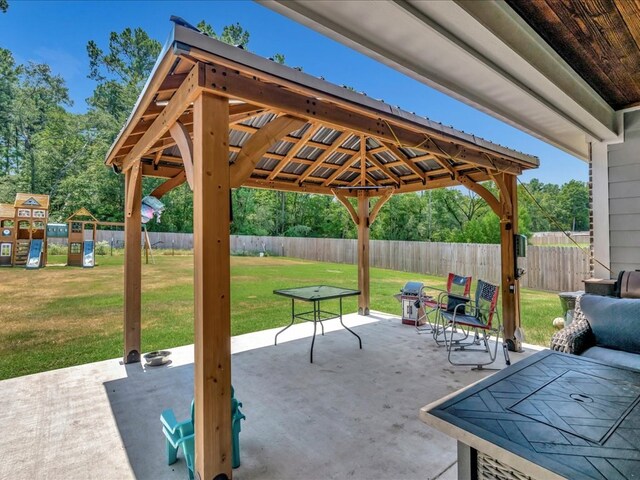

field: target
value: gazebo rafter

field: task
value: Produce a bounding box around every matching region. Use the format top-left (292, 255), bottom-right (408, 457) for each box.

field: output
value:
top-left (104, 20), bottom-right (539, 480)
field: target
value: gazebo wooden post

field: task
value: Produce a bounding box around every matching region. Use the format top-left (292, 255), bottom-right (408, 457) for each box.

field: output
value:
top-left (123, 165), bottom-right (142, 363)
top-left (357, 191), bottom-right (370, 315)
top-left (192, 90), bottom-right (233, 480)
top-left (498, 173), bottom-right (521, 351)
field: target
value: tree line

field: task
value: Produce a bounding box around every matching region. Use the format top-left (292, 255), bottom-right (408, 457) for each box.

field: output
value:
top-left (0, 20), bottom-right (589, 243)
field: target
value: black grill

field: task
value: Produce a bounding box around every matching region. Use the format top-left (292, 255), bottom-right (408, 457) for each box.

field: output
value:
top-left (401, 281), bottom-right (423, 297)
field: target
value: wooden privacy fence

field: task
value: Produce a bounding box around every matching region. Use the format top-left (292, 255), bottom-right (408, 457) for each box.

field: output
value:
top-left (530, 231), bottom-right (589, 245)
top-left (230, 235), bottom-right (591, 293)
top-left (51, 231), bottom-right (590, 292)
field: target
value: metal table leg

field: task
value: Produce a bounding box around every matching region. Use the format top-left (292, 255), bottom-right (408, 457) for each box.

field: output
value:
top-left (310, 299), bottom-right (318, 363)
top-left (274, 298), bottom-right (296, 346)
top-left (338, 297), bottom-right (362, 349)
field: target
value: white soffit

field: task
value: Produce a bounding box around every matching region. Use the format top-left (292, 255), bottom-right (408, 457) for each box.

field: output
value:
top-left (260, 0), bottom-right (620, 161)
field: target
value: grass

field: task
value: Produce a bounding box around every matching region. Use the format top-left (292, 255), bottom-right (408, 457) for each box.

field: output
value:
top-left (0, 255), bottom-right (562, 380)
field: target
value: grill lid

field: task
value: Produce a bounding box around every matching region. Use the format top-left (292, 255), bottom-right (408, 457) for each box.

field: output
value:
top-left (401, 281), bottom-right (423, 296)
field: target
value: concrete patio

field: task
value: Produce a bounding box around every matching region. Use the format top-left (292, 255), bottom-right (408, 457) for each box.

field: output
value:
top-left (1, 312), bottom-right (538, 480)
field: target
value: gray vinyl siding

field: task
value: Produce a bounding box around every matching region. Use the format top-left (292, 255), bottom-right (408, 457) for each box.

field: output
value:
top-left (608, 110), bottom-right (640, 274)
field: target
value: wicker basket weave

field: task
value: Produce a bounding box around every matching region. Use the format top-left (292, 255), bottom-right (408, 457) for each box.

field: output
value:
top-left (477, 452), bottom-right (534, 480)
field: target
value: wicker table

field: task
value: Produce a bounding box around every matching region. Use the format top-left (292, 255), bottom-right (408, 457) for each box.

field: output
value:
top-left (420, 350), bottom-right (640, 479)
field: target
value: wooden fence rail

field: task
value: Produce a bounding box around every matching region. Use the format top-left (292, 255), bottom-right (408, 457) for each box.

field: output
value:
top-left (50, 232), bottom-right (591, 292)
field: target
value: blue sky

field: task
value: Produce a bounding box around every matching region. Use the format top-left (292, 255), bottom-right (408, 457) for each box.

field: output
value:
top-left (1, 0), bottom-right (588, 184)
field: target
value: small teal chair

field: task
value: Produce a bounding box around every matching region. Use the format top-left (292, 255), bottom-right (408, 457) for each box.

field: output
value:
top-left (161, 388), bottom-right (245, 479)
top-left (161, 399), bottom-right (194, 467)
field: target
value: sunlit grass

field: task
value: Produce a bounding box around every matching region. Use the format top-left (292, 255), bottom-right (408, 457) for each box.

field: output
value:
top-left (0, 255), bottom-right (562, 379)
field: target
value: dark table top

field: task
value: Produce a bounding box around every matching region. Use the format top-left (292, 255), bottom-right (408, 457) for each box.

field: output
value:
top-left (273, 285), bottom-right (360, 301)
top-left (424, 350), bottom-right (640, 479)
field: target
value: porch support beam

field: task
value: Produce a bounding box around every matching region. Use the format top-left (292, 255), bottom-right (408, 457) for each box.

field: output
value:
top-left (499, 173), bottom-right (521, 352)
top-left (169, 121), bottom-right (194, 189)
top-left (369, 188), bottom-right (394, 225)
top-left (193, 91), bottom-right (232, 479)
top-left (457, 175), bottom-right (502, 217)
top-left (150, 171), bottom-right (187, 199)
top-left (332, 189), bottom-right (359, 224)
top-left (122, 64), bottom-right (203, 173)
top-left (124, 166), bottom-right (142, 363)
top-left (357, 191), bottom-right (370, 315)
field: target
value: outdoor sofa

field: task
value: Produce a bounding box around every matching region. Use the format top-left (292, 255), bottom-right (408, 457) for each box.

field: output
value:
top-left (550, 293), bottom-right (640, 370)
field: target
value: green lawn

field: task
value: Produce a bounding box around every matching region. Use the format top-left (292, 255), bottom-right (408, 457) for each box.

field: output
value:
top-left (0, 255), bottom-right (561, 380)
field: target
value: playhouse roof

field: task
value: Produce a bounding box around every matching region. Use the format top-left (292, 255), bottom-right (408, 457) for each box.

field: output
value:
top-left (66, 208), bottom-right (98, 223)
top-left (104, 20), bottom-right (538, 196)
top-left (14, 193), bottom-right (50, 209)
top-left (0, 203), bottom-right (15, 218)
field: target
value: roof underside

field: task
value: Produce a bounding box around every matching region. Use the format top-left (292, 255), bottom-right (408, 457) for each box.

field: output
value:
top-left (106, 22), bottom-right (538, 197)
top-left (507, 0), bottom-right (640, 111)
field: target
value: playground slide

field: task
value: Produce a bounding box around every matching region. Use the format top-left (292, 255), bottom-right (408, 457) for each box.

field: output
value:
top-left (25, 239), bottom-right (43, 269)
top-left (82, 240), bottom-right (95, 268)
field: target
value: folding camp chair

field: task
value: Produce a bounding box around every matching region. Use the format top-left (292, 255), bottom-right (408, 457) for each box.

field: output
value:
top-left (416, 272), bottom-right (471, 334)
top-left (440, 279), bottom-right (510, 369)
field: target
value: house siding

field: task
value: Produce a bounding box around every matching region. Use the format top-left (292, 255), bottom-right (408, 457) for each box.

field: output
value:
top-left (608, 110), bottom-right (640, 274)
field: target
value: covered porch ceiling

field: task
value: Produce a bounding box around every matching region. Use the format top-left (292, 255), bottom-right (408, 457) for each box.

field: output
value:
top-left (261, 0), bottom-right (631, 160)
top-left (105, 21), bottom-right (538, 197)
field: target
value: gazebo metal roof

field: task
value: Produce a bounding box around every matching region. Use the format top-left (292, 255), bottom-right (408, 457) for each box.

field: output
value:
top-left (106, 21), bottom-right (538, 197)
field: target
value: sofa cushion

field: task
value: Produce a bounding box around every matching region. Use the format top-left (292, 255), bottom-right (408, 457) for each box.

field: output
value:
top-left (581, 346), bottom-right (640, 371)
top-left (579, 294), bottom-right (640, 354)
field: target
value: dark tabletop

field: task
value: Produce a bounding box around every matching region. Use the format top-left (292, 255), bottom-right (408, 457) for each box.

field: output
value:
top-left (273, 285), bottom-right (360, 301)
top-left (428, 350), bottom-right (640, 479)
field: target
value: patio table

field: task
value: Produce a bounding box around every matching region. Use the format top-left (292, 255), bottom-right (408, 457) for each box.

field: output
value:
top-left (420, 350), bottom-right (640, 479)
top-left (273, 285), bottom-right (362, 363)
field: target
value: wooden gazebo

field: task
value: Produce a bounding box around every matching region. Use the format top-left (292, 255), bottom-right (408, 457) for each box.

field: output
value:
top-left (105, 20), bottom-right (538, 479)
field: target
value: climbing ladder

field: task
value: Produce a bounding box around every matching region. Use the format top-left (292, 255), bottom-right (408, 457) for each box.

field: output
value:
top-left (13, 241), bottom-right (30, 266)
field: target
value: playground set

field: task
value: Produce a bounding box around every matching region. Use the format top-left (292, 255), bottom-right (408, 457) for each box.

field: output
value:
top-left (0, 193), bottom-right (164, 269)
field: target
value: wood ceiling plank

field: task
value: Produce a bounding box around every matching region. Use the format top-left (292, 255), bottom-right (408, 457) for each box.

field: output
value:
top-left (508, 0), bottom-right (640, 108)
